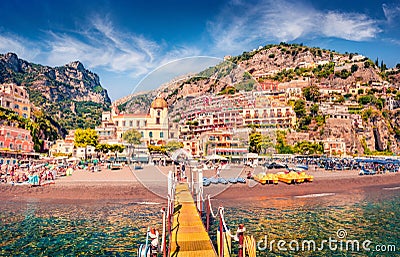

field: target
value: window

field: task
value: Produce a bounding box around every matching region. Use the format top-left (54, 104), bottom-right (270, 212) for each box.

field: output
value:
top-left (160, 132), bottom-right (164, 138)
top-left (157, 110), bottom-right (161, 116)
top-left (14, 104), bottom-right (19, 109)
top-left (156, 117), bottom-right (160, 124)
top-left (122, 121), bottom-right (126, 126)
top-left (23, 107), bottom-right (28, 111)
top-left (115, 121), bottom-right (119, 126)
top-left (129, 121), bottom-right (133, 127)
top-left (141, 132), bottom-right (144, 137)
top-left (137, 121), bottom-right (140, 127)
top-left (23, 114), bottom-right (27, 118)
top-left (149, 132), bottom-right (153, 138)
top-left (18, 145), bottom-right (22, 150)
top-left (0, 142), bottom-right (3, 147)
top-left (9, 143), bottom-right (13, 149)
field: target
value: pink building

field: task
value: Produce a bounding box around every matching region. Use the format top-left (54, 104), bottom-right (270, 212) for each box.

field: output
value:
top-left (0, 125), bottom-right (34, 152)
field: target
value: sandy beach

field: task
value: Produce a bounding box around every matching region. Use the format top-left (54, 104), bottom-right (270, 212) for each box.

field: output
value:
top-left (1, 165), bottom-right (399, 204)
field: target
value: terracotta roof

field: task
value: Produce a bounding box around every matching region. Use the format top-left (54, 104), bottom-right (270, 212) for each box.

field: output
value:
top-left (151, 98), bottom-right (168, 109)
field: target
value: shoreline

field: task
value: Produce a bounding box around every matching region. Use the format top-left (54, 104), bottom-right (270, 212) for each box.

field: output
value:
top-left (1, 166), bottom-right (399, 205)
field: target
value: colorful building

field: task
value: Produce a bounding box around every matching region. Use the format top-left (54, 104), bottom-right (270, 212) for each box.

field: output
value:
top-left (96, 97), bottom-right (170, 145)
top-left (0, 83), bottom-right (31, 118)
top-left (0, 125), bottom-right (34, 152)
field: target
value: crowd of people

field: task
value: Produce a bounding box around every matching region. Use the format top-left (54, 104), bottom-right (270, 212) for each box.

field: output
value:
top-left (0, 160), bottom-right (76, 186)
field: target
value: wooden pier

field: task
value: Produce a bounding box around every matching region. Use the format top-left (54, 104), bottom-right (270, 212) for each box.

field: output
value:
top-left (170, 183), bottom-right (216, 257)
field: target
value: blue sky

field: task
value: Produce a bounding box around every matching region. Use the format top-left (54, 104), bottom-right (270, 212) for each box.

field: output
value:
top-left (0, 0), bottom-right (399, 100)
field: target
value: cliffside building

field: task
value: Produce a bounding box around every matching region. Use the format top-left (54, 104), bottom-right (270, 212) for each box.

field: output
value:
top-left (0, 83), bottom-right (31, 118)
top-left (0, 125), bottom-right (34, 153)
top-left (96, 97), bottom-right (169, 145)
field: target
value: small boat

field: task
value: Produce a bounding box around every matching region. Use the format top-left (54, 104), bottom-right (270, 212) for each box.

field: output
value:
top-left (265, 173), bottom-right (279, 184)
top-left (253, 172), bottom-right (278, 185)
top-left (253, 172), bottom-right (267, 184)
top-left (228, 178), bottom-right (237, 184)
top-left (218, 178), bottom-right (228, 184)
top-left (203, 178), bottom-right (211, 187)
top-left (210, 177), bottom-right (219, 184)
top-left (299, 171), bottom-right (313, 182)
top-left (296, 165), bottom-right (309, 171)
top-left (359, 169), bottom-right (376, 175)
top-left (277, 172), bottom-right (296, 184)
top-left (236, 177), bottom-right (246, 183)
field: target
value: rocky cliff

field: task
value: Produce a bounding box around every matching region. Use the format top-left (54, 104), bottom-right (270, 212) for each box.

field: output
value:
top-left (0, 53), bottom-right (111, 133)
top-left (119, 43), bottom-right (388, 112)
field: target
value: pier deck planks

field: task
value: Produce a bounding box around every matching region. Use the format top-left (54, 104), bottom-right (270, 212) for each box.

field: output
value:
top-left (170, 183), bottom-right (216, 257)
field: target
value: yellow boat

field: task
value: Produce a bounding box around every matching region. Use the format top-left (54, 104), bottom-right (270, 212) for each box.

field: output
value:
top-left (265, 173), bottom-right (279, 184)
top-left (253, 173), bottom-right (279, 185)
top-left (276, 172), bottom-right (294, 184)
top-left (299, 172), bottom-right (314, 182)
top-left (290, 171), bottom-right (304, 183)
top-left (276, 171), bottom-right (303, 184)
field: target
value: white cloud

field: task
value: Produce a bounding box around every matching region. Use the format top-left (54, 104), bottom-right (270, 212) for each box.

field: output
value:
top-left (208, 0), bottom-right (381, 53)
top-left (0, 33), bottom-right (40, 61)
top-left (382, 3), bottom-right (400, 24)
top-left (321, 12), bottom-right (381, 41)
top-left (44, 17), bottom-right (162, 76)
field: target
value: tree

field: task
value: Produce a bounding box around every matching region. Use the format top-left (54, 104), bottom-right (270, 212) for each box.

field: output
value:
top-left (294, 99), bottom-right (306, 118)
top-left (95, 143), bottom-right (110, 159)
top-left (122, 129), bottom-right (142, 161)
top-left (293, 141), bottom-right (324, 155)
top-left (302, 85), bottom-right (320, 102)
top-left (249, 129), bottom-right (262, 153)
top-left (310, 104), bottom-right (319, 117)
top-left (275, 130), bottom-right (294, 154)
top-left (109, 144), bottom-right (125, 159)
top-left (74, 128), bottom-right (99, 159)
top-left (375, 98), bottom-right (384, 110)
top-left (165, 141), bottom-right (183, 153)
top-left (351, 64), bottom-right (358, 73)
top-left (257, 135), bottom-right (274, 155)
top-left (335, 95), bottom-right (345, 103)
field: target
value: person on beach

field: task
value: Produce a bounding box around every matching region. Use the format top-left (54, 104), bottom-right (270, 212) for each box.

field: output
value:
top-left (216, 164), bottom-right (221, 178)
top-left (181, 164), bottom-right (186, 179)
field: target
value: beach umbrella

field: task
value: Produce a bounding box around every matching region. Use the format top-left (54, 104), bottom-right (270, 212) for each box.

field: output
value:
top-left (205, 154), bottom-right (228, 161)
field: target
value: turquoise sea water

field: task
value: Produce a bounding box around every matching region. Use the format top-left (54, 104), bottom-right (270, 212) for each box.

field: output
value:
top-left (1, 190), bottom-right (399, 256)
top-left (212, 191), bottom-right (400, 256)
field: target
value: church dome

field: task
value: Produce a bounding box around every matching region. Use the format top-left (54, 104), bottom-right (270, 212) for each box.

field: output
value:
top-left (151, 97), bottom-right (168, 109)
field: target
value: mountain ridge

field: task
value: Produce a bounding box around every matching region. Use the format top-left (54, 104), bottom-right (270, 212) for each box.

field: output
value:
top-left (0, 52), bottom-right (111, 136)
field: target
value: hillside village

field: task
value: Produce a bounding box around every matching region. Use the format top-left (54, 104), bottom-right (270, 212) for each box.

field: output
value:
top-left (107, 43), bottom-right (400, 158)
top-left (1, 43), bottom-right (400, 161)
